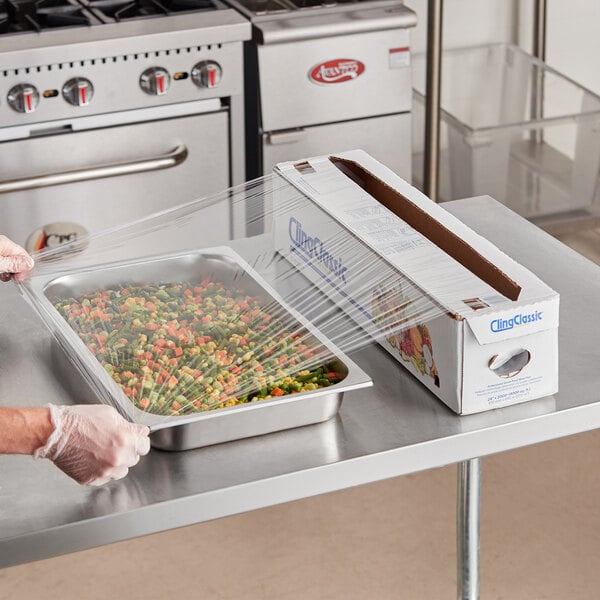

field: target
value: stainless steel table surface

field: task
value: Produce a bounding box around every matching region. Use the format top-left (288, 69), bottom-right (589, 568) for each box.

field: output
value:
top-left (1, 196), bottom-right (597, 569)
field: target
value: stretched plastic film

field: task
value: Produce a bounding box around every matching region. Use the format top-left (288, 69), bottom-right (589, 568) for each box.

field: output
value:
top-left (17, 155), bottom-right (505, 435)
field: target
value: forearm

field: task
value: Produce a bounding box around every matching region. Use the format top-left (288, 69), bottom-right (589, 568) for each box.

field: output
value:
top-left (0, 407), bottom-right (53, 454)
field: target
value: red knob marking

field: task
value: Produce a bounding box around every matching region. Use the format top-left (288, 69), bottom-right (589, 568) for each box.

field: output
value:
top-left (157, 75), bottom-right (164, 94)
top-left (208, 67), bottom-right (216, 88)
top-left (79, 84), bottom-right (87, 105)
top-left (24, 90), bottom-right (32, 112)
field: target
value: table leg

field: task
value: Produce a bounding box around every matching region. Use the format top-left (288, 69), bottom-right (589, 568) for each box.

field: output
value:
top-left (457, 458), bottom-right (482, 600)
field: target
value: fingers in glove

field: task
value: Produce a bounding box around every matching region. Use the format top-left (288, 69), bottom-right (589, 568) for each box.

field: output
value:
top-left (87, 465), bottom-right (129, 486)
top-left (133, 427), bottom-right (151, 457)
top-left (0, 256), bottom-right (34, 280)
top-left (88, 476), bottom-right (112, 487)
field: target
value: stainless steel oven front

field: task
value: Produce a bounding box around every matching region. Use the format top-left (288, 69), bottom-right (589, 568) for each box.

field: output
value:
top-left (224, 0), bottom-right (416, 180)
top-left (0, 102), bottom-right (231, 251)
top-left (0, 6), bottom-right (250, 252)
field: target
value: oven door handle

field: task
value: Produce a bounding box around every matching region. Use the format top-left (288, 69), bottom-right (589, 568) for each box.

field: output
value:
top-left (0, 144), bottom-right (188, 194)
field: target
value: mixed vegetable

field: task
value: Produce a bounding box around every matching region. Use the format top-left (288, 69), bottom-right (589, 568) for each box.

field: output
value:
top-left (53, 279), bottom-right (343, 416)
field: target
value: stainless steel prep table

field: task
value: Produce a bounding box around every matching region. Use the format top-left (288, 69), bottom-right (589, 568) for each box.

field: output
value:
top-left (1, 196), bottom-right (598, 599)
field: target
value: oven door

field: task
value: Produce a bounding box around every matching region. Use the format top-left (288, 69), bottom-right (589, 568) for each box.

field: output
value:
top-left (262, 113), bottom-right (412, 180)
top-left (0, 108), bottom-right (230, 251)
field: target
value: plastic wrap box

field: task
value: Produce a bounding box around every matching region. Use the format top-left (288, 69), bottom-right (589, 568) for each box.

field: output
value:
top-left (272, 149), bottom-right (559, 414)
top-left (412, 44), bottom-right (600, 226)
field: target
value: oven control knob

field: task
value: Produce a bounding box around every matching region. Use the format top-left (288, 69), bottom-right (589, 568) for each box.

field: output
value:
top-left (191, 61), bottom-right (222, 89)
top-left (140, 67), bottom-right (171, 96)
top-left (7, 84), bottom-right (40, 114)
top-left (62, 77), bottom-right (94, 107)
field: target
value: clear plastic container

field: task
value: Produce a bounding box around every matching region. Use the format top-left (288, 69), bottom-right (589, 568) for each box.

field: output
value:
top-left (412, 44), bottom-right (600, 229)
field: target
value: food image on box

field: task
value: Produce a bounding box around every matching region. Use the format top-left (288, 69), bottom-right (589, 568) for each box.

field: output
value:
top-left (371, 283), bottom-right (439, 387)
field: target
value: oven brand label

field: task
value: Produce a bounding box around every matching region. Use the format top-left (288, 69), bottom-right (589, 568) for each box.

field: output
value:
top-left (25, 222), bottom-right (88, 256)
top-left (308, 59), bottom-right (365, 85)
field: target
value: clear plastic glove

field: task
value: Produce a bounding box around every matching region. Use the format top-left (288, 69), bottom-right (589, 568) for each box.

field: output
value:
top-left (0, 235), bottom-right (34, 282)
top-left (35, 404), bottom-right (151, 486)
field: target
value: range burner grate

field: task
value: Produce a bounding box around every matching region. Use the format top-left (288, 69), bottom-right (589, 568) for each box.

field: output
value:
top-left (0, 0), bottom-right (96, 32)
top-left (85, 0), bottom-right (216, 20)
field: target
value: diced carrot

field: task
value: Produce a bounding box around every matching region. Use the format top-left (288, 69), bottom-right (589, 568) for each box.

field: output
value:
top-left (168, 376), bottom-right (178, 388)
top-left (174, 347), bottom-right (183, 357)
top-left (271, 387), bottom-right (284, 396)
top-left (169, 358), bottom-right (178, 367)
top-left (139, 398), bottom-right (150, 410)
top-left (144, 302), bottom-right (157, 311)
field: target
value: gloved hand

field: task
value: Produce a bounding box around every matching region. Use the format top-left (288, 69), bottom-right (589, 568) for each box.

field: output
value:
top-left (0, 235), bottom-right (34, 282)
top-left (35, 404), bottom-right (151, 486)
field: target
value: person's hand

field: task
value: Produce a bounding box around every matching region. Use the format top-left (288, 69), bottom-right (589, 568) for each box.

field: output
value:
top-left (0, 235), bottom-right (34, 282)
top-left (35, 404), bottom-right (151, 486)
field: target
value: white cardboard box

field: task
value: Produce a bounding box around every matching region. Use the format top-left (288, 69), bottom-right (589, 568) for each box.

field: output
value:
top-left (272, 149), bottom-right (559, 415)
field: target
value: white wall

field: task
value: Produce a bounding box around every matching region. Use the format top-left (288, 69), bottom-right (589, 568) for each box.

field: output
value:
top-left (517, 0), bottom-right (600, 95)
top-left (405, 0), bottom-right (517, 55)
top-left (546, 1), bottom-right (600, 96)
top-left (406, 0), bottom-right (518, 161)
top-left (408, 0), bottom-right (600, 193)
top-left (406, 0), bottom-right (599, 95)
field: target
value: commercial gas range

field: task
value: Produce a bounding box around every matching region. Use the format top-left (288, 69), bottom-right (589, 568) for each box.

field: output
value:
top-left (224, 0), bottom-right (416, 179)
top-left (0, 0), bottom-right (250, 253)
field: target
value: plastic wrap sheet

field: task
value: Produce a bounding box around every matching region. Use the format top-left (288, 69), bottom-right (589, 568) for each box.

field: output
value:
top-left (16, 169), bottom-right (473, 428)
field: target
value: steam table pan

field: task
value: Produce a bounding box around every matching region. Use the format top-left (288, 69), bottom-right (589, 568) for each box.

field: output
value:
top-left (27, 246), bottom-right (372, 450)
